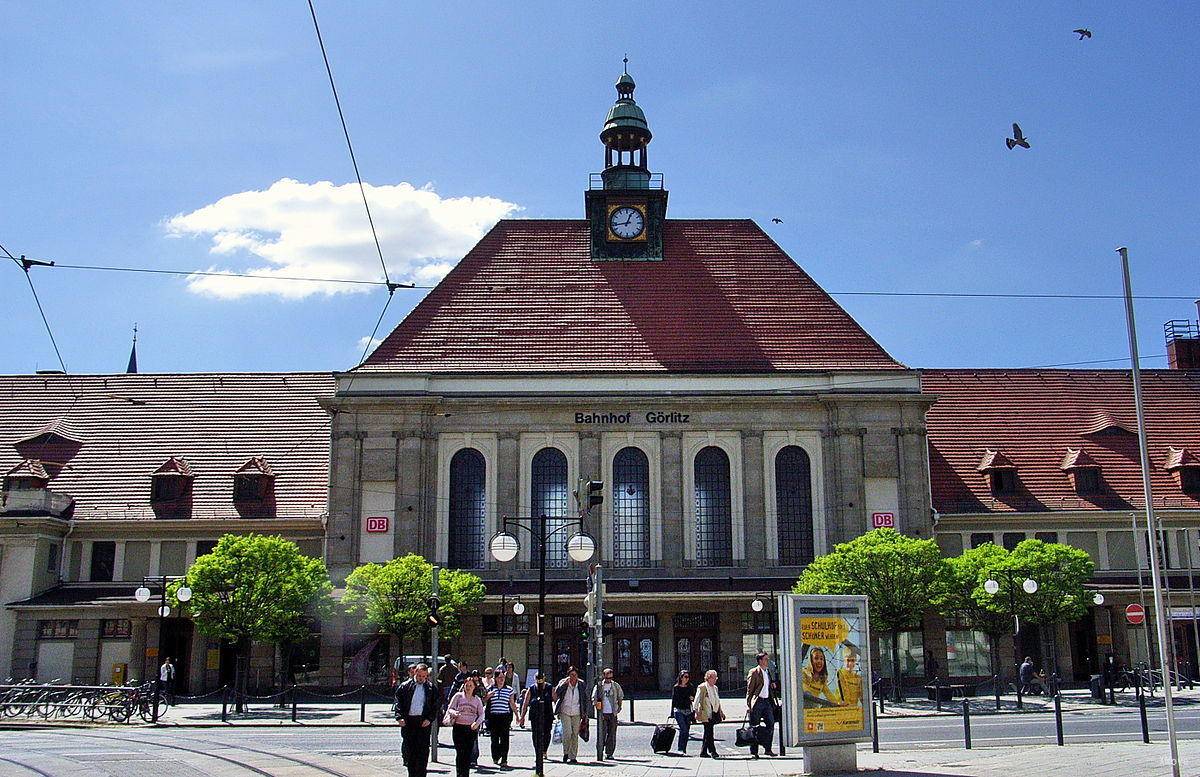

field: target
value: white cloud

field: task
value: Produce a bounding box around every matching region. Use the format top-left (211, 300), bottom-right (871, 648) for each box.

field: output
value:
top-left (165, 178), bottom-right (520, 299)
top-left (356, 335), bottom-right (384, 358)
top-left (967, 239), bottom-right (985, 250)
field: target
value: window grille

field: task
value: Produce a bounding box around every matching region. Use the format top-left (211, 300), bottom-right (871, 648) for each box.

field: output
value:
top-left (448, 448), bottom-right (487, 569)
top-left (531, 447), bottom-right (569, 568)
top-left (775, 446), bottom-right (814, 565)
top-left (693, 446), bottom-right (732, 565)
top-left (612, 447), bottom-right (650, 567)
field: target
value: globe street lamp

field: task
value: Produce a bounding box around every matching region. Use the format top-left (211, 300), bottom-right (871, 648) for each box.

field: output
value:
top-left (983, 571), bottom-right (1038, 708)
top-left (134, 575), bottom-right (192, 723)
top-left (489, 514), bottom-right (595, 777)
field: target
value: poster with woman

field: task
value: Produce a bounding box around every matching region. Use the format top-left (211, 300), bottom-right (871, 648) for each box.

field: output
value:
top-left (779, 595), bottom-right (872, 746)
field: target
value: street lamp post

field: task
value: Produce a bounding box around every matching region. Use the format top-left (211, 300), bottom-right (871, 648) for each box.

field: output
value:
top-left (489, 514), bottom-right (595, 777)
top-left (134, 575), bottom-right (192, 724)
top-left (983, 571), bottom-right (1037, 709)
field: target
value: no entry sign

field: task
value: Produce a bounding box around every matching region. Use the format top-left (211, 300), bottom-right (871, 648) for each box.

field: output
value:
top-left (1125, 603), bottom-right (1146, 625)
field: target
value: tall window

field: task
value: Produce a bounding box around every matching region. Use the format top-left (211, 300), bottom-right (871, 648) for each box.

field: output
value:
top-left (531, 447), bottom-right (569, 568)
top-left (612, 447), bottom-right (650, 567)
top-left (775, 446), bottom-right (814, 565)
top-left (89, 541), bottom-right (115, 582)
top-left (694, 446), bottom-right (732, 565)
top-left (448, 448), bottom-right (487, 569)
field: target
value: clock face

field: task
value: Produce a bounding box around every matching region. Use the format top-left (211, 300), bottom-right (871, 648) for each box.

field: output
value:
top-left (609, 206), bottom-right (645, 240)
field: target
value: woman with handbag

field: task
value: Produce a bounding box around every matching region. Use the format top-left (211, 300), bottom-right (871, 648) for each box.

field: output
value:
top-left (692, 669), bottom-right (722, 758)
top-left (445, 675), bottom-right (485, 777)
top-left (670, 671), bottom-right (695, 754)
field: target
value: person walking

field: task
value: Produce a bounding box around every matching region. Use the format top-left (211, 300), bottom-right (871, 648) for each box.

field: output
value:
top-left (438, 656), bottom-right (459, 706)
top-left (670, 671), bottom-right (695, 754)
top-left (552, 666), bottom-right (586, 764)
top-left (482, 666), bottom-right (496, 692)
top-left (484, 669), bottom-right (518, 767)
top-left (1019, 656), bottom-right (1036, 695)
top-left (159, 657), bottom-right (176, 703)
top-left (519, 673), bottom-right (553, 772)
top-left (693, 669), bottom-right (722, 758)
top-left (446, 675), bottom-right (485, 777)
top-left (745, 651), bottom-right (778, 758)
top-left (592, 667), bottom-right (624, 760)
top-left (395, 663), bottom-right (439, 777)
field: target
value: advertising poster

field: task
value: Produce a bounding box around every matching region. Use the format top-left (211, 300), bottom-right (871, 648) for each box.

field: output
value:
top-left (779, 594), bottom-right (872, 746)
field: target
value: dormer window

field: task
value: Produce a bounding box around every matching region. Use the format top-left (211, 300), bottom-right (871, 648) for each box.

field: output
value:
top-left (3, 459), bottom-right (50, 492)
top-left (1061, 448), bottom-right (1103, 496)
top-left (1165, 447), bottom-right (1200, 495)
top-left (977, 449), bottom-right (1018, 496)
top-left (232, 456), bottom-right (275, 518)
top-left (150, 457), bottom-right (193, 518)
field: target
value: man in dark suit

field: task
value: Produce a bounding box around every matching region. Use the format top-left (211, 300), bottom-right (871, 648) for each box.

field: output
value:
top-left (395, 663), bottom-right (439, 777)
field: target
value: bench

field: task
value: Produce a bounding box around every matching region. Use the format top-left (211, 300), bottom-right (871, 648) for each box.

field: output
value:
top-left (923, 683), bottom-right (966, 702)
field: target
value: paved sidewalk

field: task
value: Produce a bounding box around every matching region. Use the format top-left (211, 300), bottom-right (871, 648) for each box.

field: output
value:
top-left (857, 740), bottom-right (1199, 776)
top-left (875, 685), bottom-right (1200, 717)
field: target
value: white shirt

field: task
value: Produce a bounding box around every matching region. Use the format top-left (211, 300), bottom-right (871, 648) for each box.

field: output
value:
top-left (758, 667), bottom-right (770, 699)
top-left (408, 682), bottom-right (427, 717)
top-left (159, 663), bottom-right (174, 681)
top-left (561, 681), bottom-right (581, 716)
top-left (601, 681), bottom-right (615, 714)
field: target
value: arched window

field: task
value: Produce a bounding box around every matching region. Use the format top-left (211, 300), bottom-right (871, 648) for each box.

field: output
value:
top-left (531, 447), bottom-right (569, 568)
top-left (612, 447), bottom-right (650, 567)
top-left (694, 446), bottom-right (732, 565)
top-left (775, 446), bottom-right (814, 565)
top-left (448, 448), bottom-right (486, 568)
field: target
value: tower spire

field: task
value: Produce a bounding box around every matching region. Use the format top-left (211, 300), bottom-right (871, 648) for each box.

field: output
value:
top-left (126, 323), bottom-right (138, 374)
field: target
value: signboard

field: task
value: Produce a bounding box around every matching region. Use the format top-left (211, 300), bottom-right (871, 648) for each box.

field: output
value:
top-left (366, 516), bottom-right (390, 533)
top-left (1125, 603), bottom-right (1146, 625)
top-left (1096, 634), bottom-right (1113, 646)
top-left (779, 594), bottom-right (872, 747)
top-left (871, 512), bottom-right (895, 529)
top-left (206, 648), bottom-right (221, 671)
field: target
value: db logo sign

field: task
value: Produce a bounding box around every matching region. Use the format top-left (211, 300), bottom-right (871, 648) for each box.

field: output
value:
top-left (871, 512), bottom-right (895, 529)
top-left (366, 516), bottom-right (390, 533)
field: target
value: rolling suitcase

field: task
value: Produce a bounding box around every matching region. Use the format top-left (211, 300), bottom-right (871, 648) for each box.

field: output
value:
top-left (651, 722), bottom-right (677, 754)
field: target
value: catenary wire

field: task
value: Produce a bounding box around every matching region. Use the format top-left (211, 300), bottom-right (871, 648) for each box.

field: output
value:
top-left (49, 262), bottom-right (428, 288)
top-left (306, 0), bottom-right (392, 287)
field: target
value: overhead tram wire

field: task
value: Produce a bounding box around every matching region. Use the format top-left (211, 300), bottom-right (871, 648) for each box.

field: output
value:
top-left (8, 256), bottom-right (1197, 301)
top-left (306, 0), bottom-right (393, 290)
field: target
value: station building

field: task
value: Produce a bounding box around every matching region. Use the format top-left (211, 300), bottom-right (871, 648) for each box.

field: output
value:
top-left (321, 70), bottom-right (935, 691)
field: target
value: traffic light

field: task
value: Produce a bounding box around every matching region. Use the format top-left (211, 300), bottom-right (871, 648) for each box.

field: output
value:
top-left (579, 619), bottom-right (591, 640)
top-left (427, 595), bottom-right (441, 628)
top-left (585, 480), bottom-right (604, 509)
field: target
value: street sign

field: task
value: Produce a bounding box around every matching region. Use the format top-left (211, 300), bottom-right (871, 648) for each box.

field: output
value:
top-left (1125, 603), bottom-right (1146, 625)
top-left (366, 516), bottom-right (389, 533)
top-left (871, 512), bottom-right (895, 529)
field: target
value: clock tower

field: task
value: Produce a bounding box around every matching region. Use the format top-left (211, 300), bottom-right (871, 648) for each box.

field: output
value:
top-left (586, 62), bottom-right (668, 261)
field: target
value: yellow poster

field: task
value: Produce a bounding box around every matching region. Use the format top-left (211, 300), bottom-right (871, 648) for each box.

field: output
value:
top-left (799, 615), bottom-right (864, 735)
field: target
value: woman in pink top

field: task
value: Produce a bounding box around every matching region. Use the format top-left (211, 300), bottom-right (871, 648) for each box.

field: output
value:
top-left (447, 675), bottom-right (485, 777)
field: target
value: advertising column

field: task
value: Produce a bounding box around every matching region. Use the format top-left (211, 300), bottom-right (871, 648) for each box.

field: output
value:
top-left (778, 594), bottom-right (872, 774)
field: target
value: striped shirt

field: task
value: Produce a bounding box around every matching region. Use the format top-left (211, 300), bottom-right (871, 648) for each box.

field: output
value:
top-left (487, 685), bottom-right (514, 715)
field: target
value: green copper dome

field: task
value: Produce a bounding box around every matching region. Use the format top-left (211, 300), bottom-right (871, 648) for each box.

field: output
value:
top-left (601, 66), bottom-right (651, 142)
top-left (604, 100), bottom-right (649, 132)
top-left (616, 72), bottom-right (636, 89)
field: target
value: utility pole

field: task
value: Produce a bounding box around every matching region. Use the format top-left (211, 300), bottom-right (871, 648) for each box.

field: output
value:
top-left (593, 564), bottom-right (605, 762)
top-left (1119, 246), bottom-right (1180, 777)
top-left (430, 566), bottom-right (440, 763)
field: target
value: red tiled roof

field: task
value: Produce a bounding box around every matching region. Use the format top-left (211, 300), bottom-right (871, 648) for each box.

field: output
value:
top-left (152, 456), bottom-right (193, 477)
top-left (360, 219), bottom-right (905, 373)
top-left (234, 456), bottom-right (275, 477)
top-left (923, 369), bottom-right (1200, 513)
top-left (5, 459), bottom-right (50, 480)
top-left (1165, 447), bottom-right (1200, 470)
top-left (0, 373), bottom-right (334, 520)
top-left (1060, 448), bottom-right (1100, 470)
top-left (977, 449), bottom-right (1016, 471)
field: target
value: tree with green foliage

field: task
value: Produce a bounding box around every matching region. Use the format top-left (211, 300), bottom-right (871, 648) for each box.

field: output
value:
top-left (938, 543), bottom-right (1015, 678)
top-left (1001, 538), bottom-right (1095, 676)
top-left (793, 528), bottom-right (945, 699)
top-left (343, 554), bottom-right (486, 658)
top-left (171, 534), bottom-right (333, 708)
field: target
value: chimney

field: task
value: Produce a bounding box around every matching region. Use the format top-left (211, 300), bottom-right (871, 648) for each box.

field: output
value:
top-left (1165, 301), bottom-right (1200, 369)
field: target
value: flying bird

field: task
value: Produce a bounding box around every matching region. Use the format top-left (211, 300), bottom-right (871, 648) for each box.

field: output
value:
top-left (771, 218), bottom-right (783, 224)
top-left (1073, 28), bottom-right (1092, 40)
top-left (1006, 123), bottom-right (1030, 150)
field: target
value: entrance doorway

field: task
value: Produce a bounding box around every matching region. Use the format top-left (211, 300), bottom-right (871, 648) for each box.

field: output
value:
top-left (160, 619), bottom-right (194, 693)
top-left (1069, 617), bottom-right (1098, 681)
top-left (612, 614), bottom-right (658, 691)
top-left (673, 613), bottom-right (719, 688)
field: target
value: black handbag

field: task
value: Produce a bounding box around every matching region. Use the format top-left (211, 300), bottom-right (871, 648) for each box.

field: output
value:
top-left (734, 725), bottom-right (762, 747)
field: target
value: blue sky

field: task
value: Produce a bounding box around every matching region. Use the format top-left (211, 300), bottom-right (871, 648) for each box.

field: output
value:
top-left (2, 2), bottom-right (1197, 374)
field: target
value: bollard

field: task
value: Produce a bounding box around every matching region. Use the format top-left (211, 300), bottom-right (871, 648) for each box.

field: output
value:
top-left (629, 697), bottom-right (635, 722)
top-left (962, 698), bottom-right (971, 749)
top-left (221, 685), bottom-right (229, 723)
top-left (878, 686), bottom-right (885, 715)
top-left (1138, 680), bottom-right (1150, 744)
top-left (935, 677), bottom-right (942, 712)
top-left (1053, 692), bottom-right (1063, 746)
top-left (291, 684), bottom-right (298, 723)
top-left (1108, 681), bottom-right (1116, 706)
top-left (872, 708), bottom-right (880, 753)
top-left (994, 674), bottom-right (1001, 712)
top-left (359, 684), bottom-right (367, 723)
